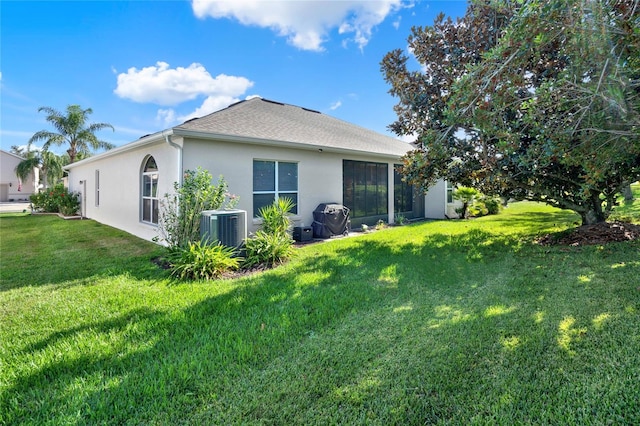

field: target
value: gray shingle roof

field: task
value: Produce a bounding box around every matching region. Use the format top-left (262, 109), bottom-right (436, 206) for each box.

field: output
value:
top-left (174, 98), bottom-right (410, 157)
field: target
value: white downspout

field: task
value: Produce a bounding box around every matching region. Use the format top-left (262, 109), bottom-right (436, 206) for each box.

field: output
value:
top-left (163, 130), bottom-right (183, 185)
top-left (78, 179), bottom-right (86, 219)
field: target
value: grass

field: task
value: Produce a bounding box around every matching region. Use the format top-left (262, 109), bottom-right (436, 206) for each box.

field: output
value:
top-left (1, 200), bottom-right (639, 425)
top-left (609, 182), bottom-right (640, 223)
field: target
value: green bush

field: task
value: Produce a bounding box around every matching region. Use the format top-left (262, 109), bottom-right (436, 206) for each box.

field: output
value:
top-left (258, 197), bottom-right (295, 235)
top-left (453, 186), bottom-right (479, 219)
top-left (157, 168), bottom-right (237, 248)
top-left (242, 230), bottom-right (295, 268)
top-left (468, 196), bottom-right (502, 218)
top-left (243, 197), bottom-right (295, 268)
top-left (30, 184), bottom-right (80, 215)
top-left (482, 197), bottom-right (502, 215)
top-left (468, 202), bottom-right (489, 217)
top-left (167, 241), bottom-right (240, 280)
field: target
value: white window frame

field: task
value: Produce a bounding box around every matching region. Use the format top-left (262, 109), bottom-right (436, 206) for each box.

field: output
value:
top-left (141, 156), bottom-right (159, 225)
top-left (252, 159), bottom-right (298, 217)
top-left (446, 181), bottom-right (454, 204)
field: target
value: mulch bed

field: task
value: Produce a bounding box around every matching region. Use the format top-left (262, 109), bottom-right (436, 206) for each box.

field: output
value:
top-left (537, 221), bottom-right (640, 246)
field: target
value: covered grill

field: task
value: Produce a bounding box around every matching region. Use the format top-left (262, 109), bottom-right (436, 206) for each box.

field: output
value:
top-left (312, 203), bottom-right (350, 238)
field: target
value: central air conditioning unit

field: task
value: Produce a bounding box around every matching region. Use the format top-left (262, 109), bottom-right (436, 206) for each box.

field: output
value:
top-left (200, 210), bottom-right (247, 248)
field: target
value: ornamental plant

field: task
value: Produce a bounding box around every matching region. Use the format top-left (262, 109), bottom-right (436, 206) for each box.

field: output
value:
top-left (157, 167), bottom-right (239, 249)
top-left (453, 187), bottom-right (479, 219)
top-left (30, 183), bottom-right (80, 216)
top-left (243, 197), bottom-right (295, 268)
top-left (166, 241), bottom-right (240, 280)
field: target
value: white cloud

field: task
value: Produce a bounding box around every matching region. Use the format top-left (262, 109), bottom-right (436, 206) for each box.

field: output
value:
top-left (156, 109), bottom-right (177, 126)
top-left (191, 0), bottom-right (404, 51)
top-left (114, 61), bottom-right (254, 106)
top-left (329, 100), bottom-right (342, 110)
top-left (392, 16), bottom-right (401, 29)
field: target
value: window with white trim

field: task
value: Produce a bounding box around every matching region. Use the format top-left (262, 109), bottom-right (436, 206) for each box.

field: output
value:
top-left (141, 156), bottom-right (159, 224)
top-left (253, 160), bottom-right (298, 217)
top-left (446, 181), bottom-right (454, 203)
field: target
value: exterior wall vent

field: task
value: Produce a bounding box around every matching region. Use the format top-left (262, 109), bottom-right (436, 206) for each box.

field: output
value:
top-left (200, 210), bottom-right (247, 248)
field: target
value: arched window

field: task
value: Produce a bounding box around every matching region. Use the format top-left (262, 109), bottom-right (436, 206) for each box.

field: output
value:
top-left (141, 156), bottom-right (159, 224)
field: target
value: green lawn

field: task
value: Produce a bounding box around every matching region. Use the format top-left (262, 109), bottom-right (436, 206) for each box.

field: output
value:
top-left (1, 201), bottom-right (639, 425)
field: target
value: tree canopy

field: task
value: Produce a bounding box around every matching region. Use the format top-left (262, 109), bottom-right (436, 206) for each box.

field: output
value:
top-left (382, 0), bottom-right (640, 225)
top-left (28, 105), bottom-right (115, 164)
top-left (14, 147), bottom-right (64, 189)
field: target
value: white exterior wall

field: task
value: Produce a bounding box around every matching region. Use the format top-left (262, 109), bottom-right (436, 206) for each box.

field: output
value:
top-left (67, 139), bottom-right (181, 241)
top-left (0, 150), bottom-right (38, 201)
top-left (423, 179), bottom-right (462, 219)
top-left (182, 138), bottom-right (402, 234)
top-left (66, 136), bottom-right (426, 243)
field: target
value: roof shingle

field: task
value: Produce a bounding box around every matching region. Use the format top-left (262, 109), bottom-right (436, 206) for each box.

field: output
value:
top-left (175, 97), bottom-right (410, 157)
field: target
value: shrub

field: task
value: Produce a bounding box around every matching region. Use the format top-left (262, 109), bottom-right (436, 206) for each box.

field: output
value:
top-left (30, 184), bottom-right (80, 215)
top-left (258, 197), bottom-right (295, 235)
top-left (167, 241), bottom-right (240, 280)
top-left (157, 168), bottom-right (238, 248)
top-left (394, 214), bottom-right (407, 226)
top-left (468, 202), bottom-right (489, 217)
top-left (243, 197), bottom-right (295, 268)
top-left (482, 197), bottom-right (502, 215)
top-left (453, 186), bottom-right (479, 219)
top-left (242, 230), bottom-right (295, 268)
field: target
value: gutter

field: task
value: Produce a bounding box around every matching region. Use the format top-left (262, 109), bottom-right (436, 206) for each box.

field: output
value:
top-left (64, 132), bottom-right (165, 169)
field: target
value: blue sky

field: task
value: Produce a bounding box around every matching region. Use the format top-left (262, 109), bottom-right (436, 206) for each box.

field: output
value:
top-left (1, 0), bottom-right (467, 155)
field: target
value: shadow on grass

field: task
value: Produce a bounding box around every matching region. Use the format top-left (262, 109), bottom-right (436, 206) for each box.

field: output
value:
top-left (2, 228), bottom-right (515, 423)
top-left (483, 209), bottom-right (580, 232)
top-left (3, 223), bottom-right (639, 424)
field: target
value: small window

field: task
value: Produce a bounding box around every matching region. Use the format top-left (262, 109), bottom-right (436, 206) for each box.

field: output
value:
top-left (446, 181), bottom-right (454, 203)
top-left (253, 160), bottom-right (298, 217)
top-left (141, 156), bottom-right (159, 224)
top-left (95, 170), bottom-right (100, 207)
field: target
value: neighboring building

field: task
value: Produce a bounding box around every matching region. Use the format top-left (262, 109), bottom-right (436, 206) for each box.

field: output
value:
top-left (0, 149), bottom-right (39, 202)
top-left (65, 98), bottom-right (452, 243)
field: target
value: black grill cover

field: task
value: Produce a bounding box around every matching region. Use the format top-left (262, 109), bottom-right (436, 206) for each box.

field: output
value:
top-left (312, 203), bottom-right (350, 238)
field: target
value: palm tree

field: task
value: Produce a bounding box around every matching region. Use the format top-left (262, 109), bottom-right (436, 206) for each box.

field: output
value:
top-left (10, 145), bottom-right (27, 156)
top-left (14, 148), bottom-right (64, 189)
top-left (39, 150), bottom-right (64, 188)
top-left (453, 186), bottom-right (479, 219)
top-left (14, 153), bottom-right (39, 188)
top-left (28, 105), bottom-right (115, 164)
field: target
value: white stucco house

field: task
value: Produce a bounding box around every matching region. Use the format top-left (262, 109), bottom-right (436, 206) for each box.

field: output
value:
top-left (65, 98), bottom-right (454, 243)
top-left (0, 149), bottom-right (39, 202)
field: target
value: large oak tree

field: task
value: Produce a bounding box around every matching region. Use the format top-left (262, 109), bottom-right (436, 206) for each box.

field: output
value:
top-left (382, 0), bottom-right (640, 225)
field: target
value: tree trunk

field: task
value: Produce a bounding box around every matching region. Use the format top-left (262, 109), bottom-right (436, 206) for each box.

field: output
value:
top-left (579, 194), bottom-right (607, 225)
top-left (580, 210), bottom-right (604, 225)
